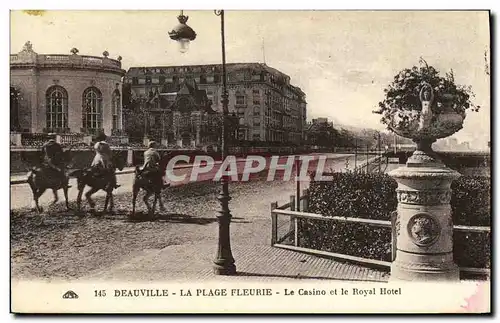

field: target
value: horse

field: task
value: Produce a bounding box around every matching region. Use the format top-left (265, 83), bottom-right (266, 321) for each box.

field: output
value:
top-left (131, 151), bottom-right (172, 218)
top-left (26, 148), bottom-right (74, 214)
top-left (68, 151), bottom-right (126, 214)
top-left (27, 166), bottom-right (71, 214)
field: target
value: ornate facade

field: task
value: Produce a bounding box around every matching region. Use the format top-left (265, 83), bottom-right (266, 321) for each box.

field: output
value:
top-left (124, 63), bottom-right (307, 145)
top-left (10, 41), bottom-right (126, 138)
top-left (131, 79), bottom-right (236, 148)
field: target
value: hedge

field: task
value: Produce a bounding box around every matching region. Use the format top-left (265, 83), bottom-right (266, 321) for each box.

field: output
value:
top-left (298, 172), bottom-right (491, 269)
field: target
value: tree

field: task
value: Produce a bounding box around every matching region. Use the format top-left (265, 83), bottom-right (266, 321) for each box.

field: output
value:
top-left (121, 83), bottom-right (146, 141)
top-left (306, 122), bottom-right (341, 148)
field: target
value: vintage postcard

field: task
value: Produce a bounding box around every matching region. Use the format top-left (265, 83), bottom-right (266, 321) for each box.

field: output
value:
top-left (9, 8), bottom-right (491, 314)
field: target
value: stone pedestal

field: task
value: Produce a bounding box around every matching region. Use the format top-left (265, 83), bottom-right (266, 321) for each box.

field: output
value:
top-left (389, 150), bottom-right (460, 282)
top-left (83, 135), bottom-right (93, 145)
top-left (10, 132), bottom-right (22, 147)
top-left (127, 149), bottom-right (134, 166)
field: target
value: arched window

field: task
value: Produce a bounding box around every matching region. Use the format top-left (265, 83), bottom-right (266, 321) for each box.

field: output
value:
top-left (82, 87), bottom-right (102, 131)
top-left (112, 90), bottom-right (120, 130)
top-left (46, 86), bottom-right (69, 131)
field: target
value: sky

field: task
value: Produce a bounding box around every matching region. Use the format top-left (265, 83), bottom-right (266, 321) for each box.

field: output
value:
top-left (9, 10), bottom-right (491, 148)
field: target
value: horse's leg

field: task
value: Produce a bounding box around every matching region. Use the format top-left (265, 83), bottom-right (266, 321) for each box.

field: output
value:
top-left (76, 180), bottom-right (85, 211)
top-left (63, 181), bottom-right (70, 211)
top-left (157, 174), bottom-right (166, 211)
top-left (158, 192), bottom-right (166, 211)
top-left (34, 188), bottom-right (46, 214)
top-left (143, 190), bottom-right (152, 215)
top-left (152, 192), bottom-right (158, 218)
top-left (103, 190), bottom-right (110, 213)
top-left (50, 188), bottom-right (59, 206)
top-left (28, 180), bottom-right (38, 212)
top-left (85, 187), bottom-right (99, 213)
top-left (132, 182), bottom-right (140, 216)
top-left (108, 189), bottom-right (115, 213)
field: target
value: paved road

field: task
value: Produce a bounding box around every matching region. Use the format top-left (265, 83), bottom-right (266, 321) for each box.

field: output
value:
top-left (11, 153), bottom-right (366, 279)
top-left (10, 153), bottom-right (360, 210)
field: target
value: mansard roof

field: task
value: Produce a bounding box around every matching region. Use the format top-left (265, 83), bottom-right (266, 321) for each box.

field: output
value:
top-left (157, 79), bottom-right (215, 113)
top-left (126, 63), bottom-right (290, 80)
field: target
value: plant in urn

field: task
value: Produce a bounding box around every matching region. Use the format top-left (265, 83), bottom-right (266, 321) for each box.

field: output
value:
top-left (374, 59), bottom-right (480, 281)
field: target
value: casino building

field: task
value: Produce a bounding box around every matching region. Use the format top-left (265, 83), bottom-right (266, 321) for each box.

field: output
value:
top-left (10, 41), bottom-right (127, 144)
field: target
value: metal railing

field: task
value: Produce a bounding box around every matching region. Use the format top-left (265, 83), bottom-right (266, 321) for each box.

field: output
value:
top-left (270, 192), bottom-right (491, 276)
top-left (58, 133), bottom-right (85, 146)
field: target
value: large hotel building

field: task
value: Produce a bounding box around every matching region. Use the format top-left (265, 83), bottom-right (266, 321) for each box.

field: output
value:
top-left (124, 63), bottom-right (307, 147)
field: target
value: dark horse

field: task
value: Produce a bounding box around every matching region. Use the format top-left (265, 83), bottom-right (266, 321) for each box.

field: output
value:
top-left (131, 152), bottom-right (171, 217)
top-left (27, 167), bottom-right (71, 214)
top-left (27, 150), bottom-right (73, 214)
top-left (68, 151), bottom-right (126, 214)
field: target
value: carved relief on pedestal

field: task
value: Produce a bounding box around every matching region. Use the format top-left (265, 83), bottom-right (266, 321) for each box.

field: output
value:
top-left (397, 189), bottom-right (451, 205)
top-left (407, 213), bottom-right (441, 247)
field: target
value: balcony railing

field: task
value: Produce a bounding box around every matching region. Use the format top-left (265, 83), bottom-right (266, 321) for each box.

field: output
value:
top-left (111, 128), bottom-right (127, 136)
top-left (58, 133), bottom-right (85, 146)
top-left (80, 128), bottom-right (104, 136)
top-left (20, 133), bottom-right (50, 147)
top-left (43, 127), bottom-right (71, 134)
top-left (10, 53), bottom-right (123, 71)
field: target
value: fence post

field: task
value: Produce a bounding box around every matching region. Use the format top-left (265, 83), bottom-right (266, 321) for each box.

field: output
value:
top-left (127, 149), bottom-right (134, 166)
top-left (391, 210), bottom-right (398, 262)
top-left (295, 156), bottom-right (301, 211)
top-left (302, 188), bottom-right (309, 212)
top-left (289, 195), bottom-right (299, 246)
top-left (271, 202), bottom-right (278, 246)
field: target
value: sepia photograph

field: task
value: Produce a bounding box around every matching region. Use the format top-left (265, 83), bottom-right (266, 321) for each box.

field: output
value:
top-left (7, 5), bottom-right (492, 314)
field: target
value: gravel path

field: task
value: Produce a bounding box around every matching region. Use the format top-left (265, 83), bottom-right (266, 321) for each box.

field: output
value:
top-left (10, 178), bottom-right (300, 280)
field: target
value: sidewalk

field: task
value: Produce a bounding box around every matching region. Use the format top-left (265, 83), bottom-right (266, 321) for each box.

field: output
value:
top-left (83, 241), bottom-right (390, 283)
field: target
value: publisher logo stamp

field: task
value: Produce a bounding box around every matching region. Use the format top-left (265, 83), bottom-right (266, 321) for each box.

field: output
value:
top-left (62, 290), bottom-right (79, 299)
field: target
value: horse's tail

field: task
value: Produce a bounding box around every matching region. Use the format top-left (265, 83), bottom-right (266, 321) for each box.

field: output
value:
top-left (26, 167), bottom-right (37, 191)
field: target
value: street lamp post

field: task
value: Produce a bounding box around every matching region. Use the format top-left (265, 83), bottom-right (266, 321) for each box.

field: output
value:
top-left (142, 97), bottom-right (148, 142)
top-left (170, 9), bottom-right (236, 275)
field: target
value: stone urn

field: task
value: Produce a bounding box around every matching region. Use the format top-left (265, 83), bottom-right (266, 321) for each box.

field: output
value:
top-left (387, 82), bottom-right (462, 281)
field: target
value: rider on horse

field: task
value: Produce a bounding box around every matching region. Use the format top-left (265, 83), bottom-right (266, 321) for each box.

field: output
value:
top-left (91, 133), bottom-right (120, 189)
top-left (41, 134), bottom-right (65, 177)
top-left (137, 141), bottom-right (168, 187)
